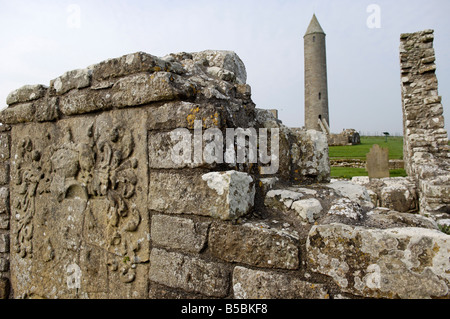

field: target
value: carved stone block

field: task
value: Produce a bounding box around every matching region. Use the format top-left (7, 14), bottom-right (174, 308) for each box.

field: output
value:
top-left (9, 108), bottom-right (149, 298)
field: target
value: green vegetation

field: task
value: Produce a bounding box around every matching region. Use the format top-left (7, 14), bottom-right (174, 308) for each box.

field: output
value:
top-left (439, 224), bottom-right (450, 235)
top-left (330, 167), bottom-right (368, 180)
top-left (329, 136), bottom-right (404, 160)
top-left (330, 136), bottom-right (406, 179)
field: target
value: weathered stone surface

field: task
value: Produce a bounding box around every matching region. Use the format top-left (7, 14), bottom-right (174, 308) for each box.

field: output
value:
top-left (1, 96), bottom-right (59, 124)
top-left (380, 181), bottom-right (418, 213)
top-left (420, 175), bottom-right (450, 216)
top-left (148, 129), bottom-right (224, 170)
top-left (327, 180), bottom-right (374, 211)
top-left (352, 177), bottom-right (419, 213)
top-left (0, 102), bottom-right (35, 124)
top-left (0, 278), bottom-right (9, 299)
top-left (0, 258), bottom-right (9, 272)
top-left (58, 88), bottom-right (114, 116)
top-left (307, 223), bottom-right (450, 298)
top-left (50, 68), bottom-right (92, 95)
top-left (148, 170), bottom-right (255, 221)
top-left (209, 222), bottom-right (299, 269)
top-left (0, 234), bottom-right (9, 253)
top-left (9, 108), bottom-right (150, 298)
top-left (147, 101), bottom-right (222, 130)
top-left (254, 109), bottom-right (330, 183)
top-left (264, 189), bottom-right (304, 212)
top-left (35, 96), bottom-right (59, 122)
top-left (232, 266), bottom-right (329, 299)
top-left (191, 50), bottom-right (247, 84)
top-left (290, 128), bottom-right (330, 183)
top-left (0, 134), bottom-right (9, 162)
top-left (366, 144), bottom-right (390, 179)
top-left (6, 84), bottom-right (47, 106)
top-left (0, 215), bottom-right (9, 230)
top-left (149, 248), bottom-right (229, 297)
top-left (110, 72), bottom-right (196, 108)
top-left (91, 51), bottom-right (180, 83)
top-left (0, 187), bottom-right (9, 215)
top-left (291, 198), bottom-right (323, 223)
top-left (327, 198), bottom-right (363, 221)
top-left (151, 215), bottom-right (210, 253)
top-left (366, 209), bottom-right (438, 230)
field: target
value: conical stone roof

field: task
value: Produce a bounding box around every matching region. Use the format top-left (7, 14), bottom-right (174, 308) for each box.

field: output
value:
top-left (304, 14), bottom-right (325, 36)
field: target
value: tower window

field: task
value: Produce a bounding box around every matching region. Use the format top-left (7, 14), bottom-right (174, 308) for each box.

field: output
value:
top-left (313, 36), bottom-right (316, 42)
top-left (319, 115), bottom-right (322, 120)
top-left (319, 92), bottom-right (321, 100)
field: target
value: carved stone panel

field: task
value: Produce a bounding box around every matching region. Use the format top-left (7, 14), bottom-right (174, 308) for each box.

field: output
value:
top-left (10, 108), bottom-right (149, 298)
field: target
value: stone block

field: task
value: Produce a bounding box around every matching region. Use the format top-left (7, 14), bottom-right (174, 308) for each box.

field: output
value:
top-left (0, 214), bottom-right (9, 230)
top-left (307, 223), bottom-right (450, 298)
top-left (208, 222), bottom-right (299, 269)
top-left (0, 103), bottom-right (35, 124)
top-left (291, 198), bottom-right (323, 223)
top-left (149, 248), bottom-right (229, 297)
top-left (0, 134), bottom-right (9, 162)
top-left (0, 278), bottom-right (9, 299)
top-left (232, 266), bottom-right (329, 299)
top-left (58, 89), bottom-right (112, 116)
top-left (6, 84), bottom-right (47, 106)
top-left (290, 129), bottom-right (330, 183)
top-left (192, 50), bottom-right (247, 84)
top-left (9, 108), bottom-right (150, 298)
top-left (0, 257), bottom-right (9, 272)
top-left (151, 215), bottom-right (210, 253)
top-left (91, 52), bottom-right (175, 82)
top-left (327, 180), bottom-right (374, 210)
top-left (380, 182), bottom-right (418, 213)
top-left (0, 234), bottom-right (9, 253)
top-left (147, 101), bottom-right (222, 130)
top-left (148, 131), bottom-right (206, 169)
top-left (148, 170), bottom-right (255, 221)
top-left (50, 68), bottom-right (92, 95)
top-left (35, 96), bottom-right (59, 122)
top-left (365, 209), bottom-right (438, 230)
top-left (327, 198), bottom-right (363, 220)
top-left (0, 187), bottom-right (8, 215)
top-left (110, 72), bottom-right (196, 108)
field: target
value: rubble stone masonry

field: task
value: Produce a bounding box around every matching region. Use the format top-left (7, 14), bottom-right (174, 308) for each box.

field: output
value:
top-left (400, 30), bottom-right (450, 218)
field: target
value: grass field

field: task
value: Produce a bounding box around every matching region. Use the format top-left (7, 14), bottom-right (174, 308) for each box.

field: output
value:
top-left (329, 136), bottom-right (407, 179)
top-left (329, 136), bottom-right (404, 160)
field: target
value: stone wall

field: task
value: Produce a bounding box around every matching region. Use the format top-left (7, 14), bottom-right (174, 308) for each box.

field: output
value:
top-left (0, 123), bottom-right (10, 299)
top-left (0, 50), bottom-right (331, 298)
top-left (0, 48), bottom-right (448, 300)
top-left (400, 30), bottom-right (450, 219)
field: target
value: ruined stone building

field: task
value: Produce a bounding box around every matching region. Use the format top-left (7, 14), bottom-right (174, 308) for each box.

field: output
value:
top-left (0, 28), bottom-right (448, 299)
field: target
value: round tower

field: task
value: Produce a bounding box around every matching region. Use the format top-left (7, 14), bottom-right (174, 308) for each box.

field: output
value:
top-left (304, 14), bottom-right (329, 132)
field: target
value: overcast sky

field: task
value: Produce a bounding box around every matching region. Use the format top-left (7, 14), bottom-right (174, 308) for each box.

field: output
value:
top-left (1, 0), bottom-right (449, 135)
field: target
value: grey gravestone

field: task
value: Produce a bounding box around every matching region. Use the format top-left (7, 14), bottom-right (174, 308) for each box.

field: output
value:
top-left (366, 144), bottom-right (390, 178)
